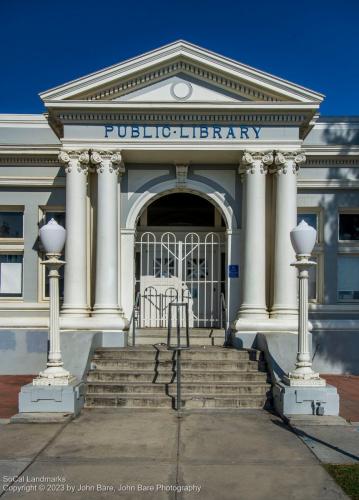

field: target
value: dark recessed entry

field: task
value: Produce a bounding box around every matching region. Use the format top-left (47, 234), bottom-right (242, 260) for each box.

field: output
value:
top-left (146, 193), bottom-right (216, 226)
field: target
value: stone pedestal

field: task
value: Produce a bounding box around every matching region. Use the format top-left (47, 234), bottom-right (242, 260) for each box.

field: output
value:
top-left (273, 381), bottom-right (339, 417)
top-left (18, 381), bottom-right (85, 415)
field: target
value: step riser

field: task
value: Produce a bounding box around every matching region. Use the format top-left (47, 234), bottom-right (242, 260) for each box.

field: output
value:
top-left (92, 360), bottom-right (264, 371)
top-left (135, 338), bottom-right (224, 346)
top-left (87, 385), bottom-right (270, 396)
top-left (85, 397), bottom-right (266, 409)
top-left (93, 351), bottom-right (261, 361)
top-left (87, 372), bottom-right (268, 383)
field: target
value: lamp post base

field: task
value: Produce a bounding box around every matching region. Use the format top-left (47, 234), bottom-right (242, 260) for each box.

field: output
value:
top-left (282, 372), bottom-right (326, 387)
top-left (273, 381), bottom-right (339, 417)
top-left (33, 366), bottom-right (76, 386)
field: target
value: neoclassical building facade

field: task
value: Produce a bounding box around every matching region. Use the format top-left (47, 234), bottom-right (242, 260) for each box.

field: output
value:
top-left (0, 41), bottom-right (358, 376)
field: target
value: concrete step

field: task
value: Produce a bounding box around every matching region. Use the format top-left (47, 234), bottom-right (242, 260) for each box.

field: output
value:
top-left (87, 369), bottom-right (269, 383)
top-left (135, 337), bottom-right (225, 346)
top-left (134, 329), bottom-right (225, 347)
top-left (84, 393), bottom-right (267, 409)
top-left (93, 347), bottom-right (262, 362)
top-left (86, 381), bottom-right (271, 396)
top-left (91, 358), bottom-right (264, 371)
top-left (84, 394), bottom-right (267, 409)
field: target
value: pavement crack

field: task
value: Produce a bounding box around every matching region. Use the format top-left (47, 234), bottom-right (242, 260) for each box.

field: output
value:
top-left (0, 421), bottom-right (70, 498)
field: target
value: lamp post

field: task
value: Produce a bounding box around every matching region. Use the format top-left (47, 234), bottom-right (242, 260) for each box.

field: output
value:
top-left (283, 220), bottom-right (325, 386)
top-left (33, 219), bottom-right (75, 386)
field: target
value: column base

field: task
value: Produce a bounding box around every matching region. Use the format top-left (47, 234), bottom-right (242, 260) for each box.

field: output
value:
top-left (92, 305), bottom-right (121, 316)
top-left (270, 305), bottom-right (298, 320)
top-left (234, 317), bottom-right (298, 332)
top-left (237, 304), bottom-right (269, 320)
top-left (60, 314), bottom-right (129, 331)
top-left (273, 381), bottom-right (339, 416)
top-left (61, 304), bottom-right (90, 317)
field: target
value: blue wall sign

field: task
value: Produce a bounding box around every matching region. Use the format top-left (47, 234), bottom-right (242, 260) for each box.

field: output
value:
top-left (228, 265), bottom-right (239, 278)
top-left (104, 124), bottom-right (261, 140)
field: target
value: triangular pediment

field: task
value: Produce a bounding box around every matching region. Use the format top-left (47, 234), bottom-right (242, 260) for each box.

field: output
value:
top-left (40, 41), bottom-right (324, 106)
top-left (114, 73), bottom-right (248, 103)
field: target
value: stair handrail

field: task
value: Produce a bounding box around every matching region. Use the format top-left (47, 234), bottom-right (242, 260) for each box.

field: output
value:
top-left (220, 292), bottom-right (231, 346)
top-left (167, 302), bottom-right (190, 411)
top-left (220, 292), bottom-right (227, 329)
top-left (128, 292), bottom-right (141, 346)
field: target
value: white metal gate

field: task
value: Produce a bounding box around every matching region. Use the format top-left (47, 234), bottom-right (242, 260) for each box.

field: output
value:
top-left (135, 231), bottom-right (225, 328)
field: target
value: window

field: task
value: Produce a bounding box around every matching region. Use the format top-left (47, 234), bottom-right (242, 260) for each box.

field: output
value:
top-left (0, 210), bottom-right (23, 238)
top-left (337, 255), bottom-right (359, 301)
top-left (45, 211), bottom-right (66, 227)
top-left (297, 213), bottom-right (317, 231)
top-left (339, 213), bottom-right (359, 241)
top-left (0, 208), bottom-right (24, 299)
top-left (0, 254), bottom-right (23, 297)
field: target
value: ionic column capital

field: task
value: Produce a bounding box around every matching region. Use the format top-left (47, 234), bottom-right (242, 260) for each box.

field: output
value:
top-left (58, 150), bottom-right (89, 174)
top-left (238, 151), bottom-right (273, 176)
top-left (90, 150), bottom-right (125, 176)
top-left (271, 151), bottom-right (306, 175)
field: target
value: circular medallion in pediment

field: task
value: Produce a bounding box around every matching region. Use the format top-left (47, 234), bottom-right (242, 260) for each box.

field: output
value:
top-left (170, 81), bottom-right (193, 101)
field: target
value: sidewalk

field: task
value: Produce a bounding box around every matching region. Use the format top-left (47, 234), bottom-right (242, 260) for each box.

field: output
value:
top-left (0, 409), bottom-right (347, 500)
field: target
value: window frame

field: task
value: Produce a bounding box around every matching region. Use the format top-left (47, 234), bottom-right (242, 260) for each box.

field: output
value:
top-left (297, 207), bottom-right (324, 303)
top-left (0, 252), bottom-right (24, 299)
top-left (338, 209), bottom-right (359, 243)
top-left (0, 206), bottom-right (24, 301)
top-left (337, 252), bottom-right (359, 303)
top-left (0, 206), bottom-right (24, 242)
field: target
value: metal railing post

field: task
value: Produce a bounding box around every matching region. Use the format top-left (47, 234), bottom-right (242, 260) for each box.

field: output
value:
top-left (177, 349), bottom-right (181, 411)
top-left (128, 292), bottom-right (140, 347)
top-left (167, 302), bottom-right (190, 412)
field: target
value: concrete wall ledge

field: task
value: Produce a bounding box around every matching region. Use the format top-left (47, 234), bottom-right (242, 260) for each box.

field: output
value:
top-left (231, 330), bottom-right (359, 378)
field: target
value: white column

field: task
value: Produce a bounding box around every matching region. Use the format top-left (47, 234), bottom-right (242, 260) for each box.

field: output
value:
top-left (92, 151), bottom-right (125, 316)
top-left (237, 151), bottom-right (272, 319)
top-left (270, 152), bottom-right (306, 319)
top-left (59, 151), bottom-right (89, 316)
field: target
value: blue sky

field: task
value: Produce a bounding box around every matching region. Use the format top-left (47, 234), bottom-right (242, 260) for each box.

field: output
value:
top-left (0, 0), bottom-right (358, 115)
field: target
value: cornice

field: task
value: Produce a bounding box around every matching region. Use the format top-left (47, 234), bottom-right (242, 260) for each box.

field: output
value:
top-left (298, 179), bottom-right (359, 189)
top-left (46, 100), bottom-right (320, 112)
top-left (304, 146), bottom-right (359, 158)
top-left (39, 41), bottom-right (324, 103)
top-left (0, 114), bottom-right (49, 126)
top-left (0, 176), bottom-right (65, 187)
top-left (49, 108), bottom-right (314, 128)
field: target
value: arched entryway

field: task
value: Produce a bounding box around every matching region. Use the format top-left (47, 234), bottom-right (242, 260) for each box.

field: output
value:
top-left (135, 193), bottom-right (227, 328)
